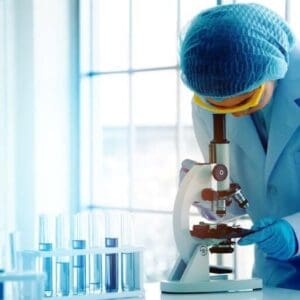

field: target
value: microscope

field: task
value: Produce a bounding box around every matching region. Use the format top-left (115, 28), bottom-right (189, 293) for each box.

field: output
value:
top-left (161, 114), bottom-right (262, 293)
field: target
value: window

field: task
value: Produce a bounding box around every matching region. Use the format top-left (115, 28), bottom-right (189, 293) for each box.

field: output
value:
top-left (79, 0), bottom-right (215, 281)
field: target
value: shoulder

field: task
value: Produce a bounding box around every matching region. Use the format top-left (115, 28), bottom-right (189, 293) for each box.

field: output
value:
top-left (285, 40), bottom-right (300, 81)
top-left (274, 40), bottom-right (300, 105)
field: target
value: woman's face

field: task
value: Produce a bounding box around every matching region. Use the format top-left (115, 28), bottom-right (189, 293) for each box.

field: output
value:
top-left (206, 81), bottom-right (276, 117)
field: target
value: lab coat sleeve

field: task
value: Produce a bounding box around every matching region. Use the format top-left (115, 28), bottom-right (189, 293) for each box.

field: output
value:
top-left (191, 101), bottom-right (246, 221)
top-left (283, 213), bottom-right (300, 256)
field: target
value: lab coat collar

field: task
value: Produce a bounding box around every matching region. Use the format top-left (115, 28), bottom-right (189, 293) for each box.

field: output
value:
top-left (265, 75), bottom-right (300, 182)
top-left (226, 114), bottom-right (265, 167)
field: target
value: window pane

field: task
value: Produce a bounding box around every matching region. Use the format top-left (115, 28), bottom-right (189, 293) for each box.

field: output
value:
top-left (132, 127), bottom-right (178, 211)
top-left (86, 125), bottom-right (130, 209)
top-left (289, 0), bottom-right (300, 37)
top-left (235, 0), bottom-right (286, 18)
top-left (180, 0), bottom-right (216, 28)
top-left (80, 0), bottom-right (92, 73)
top-left (133, 212), bottom-right (176, 281)
top-left (94, 75), bottom-right (129, 127)
top-left (80, 78), bottom-right (92, 207)
top-left (180, 81), bottom-right (193, 126)
top-left (92, 0), bottom-right (130, 71)
top-left (91, 75), bottom-right (130, 208)
top-left (100, 127), bottom-right (129, 208)
top-left (179, 83), bottom-right (204, 162)
top-left (180, 126), bottom-right (203, 162)
top-left (132, 0), bottom-right (177, 68)
top-left (132, 70), bottom-right (177, 126)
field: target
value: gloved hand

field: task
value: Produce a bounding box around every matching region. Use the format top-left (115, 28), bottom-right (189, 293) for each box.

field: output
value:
top-left (238, 217), bottom-right (298, 260)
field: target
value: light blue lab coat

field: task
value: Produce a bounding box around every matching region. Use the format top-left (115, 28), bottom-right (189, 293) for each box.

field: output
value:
top-left (192, 42), bottom-right (300, 289)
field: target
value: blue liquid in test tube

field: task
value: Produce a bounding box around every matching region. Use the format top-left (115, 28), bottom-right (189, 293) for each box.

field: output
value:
top-left (56, 214), bottom-right (70, 296)
top-left (39, 215), bottom-right (53, 297)
top-left (89, 253), bottom-right (102, 292)
top-left (0, 269), bottom-right (4, 300)
top-left (56, 261), bottom-right (70, 296)
top-left (121, 212), bottom-right (139, 291)
top-left (105, 238), bottom-right (118, 292)
top-left (39, 242), bottom-right (53, 297)
top-left (121, 252), bottom-right (136, 291)
top-left (72, 240), bottom-right (86, 295)
top-left (88, 211), bottom-right (105, 293)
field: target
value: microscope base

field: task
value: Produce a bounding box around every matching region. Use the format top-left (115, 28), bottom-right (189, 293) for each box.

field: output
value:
top-left (160, 278), bottom-right (262, 293)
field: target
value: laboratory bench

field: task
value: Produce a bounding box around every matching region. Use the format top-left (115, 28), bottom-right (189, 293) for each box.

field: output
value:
top-left (143, 283), bottom-right (300, 300)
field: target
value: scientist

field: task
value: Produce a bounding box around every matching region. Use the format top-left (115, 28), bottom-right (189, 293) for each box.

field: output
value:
top-left (179, 3), bottom-right (300, 289)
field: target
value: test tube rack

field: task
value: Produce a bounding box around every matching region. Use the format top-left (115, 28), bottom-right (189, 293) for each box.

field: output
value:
top-left (0, 271), bottom-right (45, 300)
top-left (19, 246), bottom-right (144, 300)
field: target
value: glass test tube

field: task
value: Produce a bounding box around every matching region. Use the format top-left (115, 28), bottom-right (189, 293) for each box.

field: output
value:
top-left (88, 211), bottom-right (105, 293)
top-left (105, 211), bottom-right (120, 293)
top-left (72, 213), bottom-right (87, 295)
top-left (121, 252), bottom-right (139, 291)
top-left (105, 238), bottom-right (118, 293)
top-left (55, 214), bottom-right (70, 296)
top-left (0, 269), bottom-right (4, 300)
top-left (121, 212), bottom-right (139, 291)
top-left (0, 232), bottom-right (5, 300)
top-left (39, 215), bottom-right (53, 297)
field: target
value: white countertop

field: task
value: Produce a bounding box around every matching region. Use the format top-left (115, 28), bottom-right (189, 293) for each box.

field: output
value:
top-left (145, 283), bottom-right (300, 300)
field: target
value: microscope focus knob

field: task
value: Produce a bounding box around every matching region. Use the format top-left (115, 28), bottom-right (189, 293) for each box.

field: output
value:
top-left (212, 164), bottom-right (228, 181)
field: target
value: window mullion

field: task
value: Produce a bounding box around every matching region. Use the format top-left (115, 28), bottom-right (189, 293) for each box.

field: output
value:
top-left (128, 0), bottom-right (134, 211)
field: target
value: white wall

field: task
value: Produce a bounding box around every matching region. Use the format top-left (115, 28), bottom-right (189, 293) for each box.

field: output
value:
top-left (0, 0), bottom-right (79, 250)
top-left (33, 0), bottom-right (72, 216)
top-left (0, 0), bottom-right (35, 250)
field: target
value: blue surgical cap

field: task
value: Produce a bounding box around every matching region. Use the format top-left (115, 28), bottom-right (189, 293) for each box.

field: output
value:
top-left (179, 3), bottom-right (295, 101)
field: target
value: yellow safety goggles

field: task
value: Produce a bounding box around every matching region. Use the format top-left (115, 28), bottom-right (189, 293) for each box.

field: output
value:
top-left (193, 84), bottom-right (265, 114)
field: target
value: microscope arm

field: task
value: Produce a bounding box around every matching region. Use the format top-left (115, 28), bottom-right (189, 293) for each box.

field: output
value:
top-left (161, 114), bottom-right (263, 293)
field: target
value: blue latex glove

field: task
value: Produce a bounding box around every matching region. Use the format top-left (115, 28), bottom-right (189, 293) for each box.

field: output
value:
top-left (238, 217), bottom-right (298, 260)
